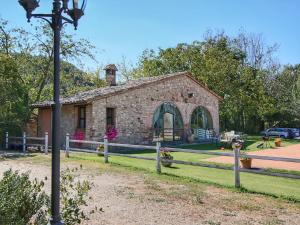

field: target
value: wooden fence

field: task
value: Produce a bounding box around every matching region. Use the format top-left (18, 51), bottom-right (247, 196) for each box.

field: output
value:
top-left (4, 131), bottom-right (49, 154)
top-left (65, 134), bottom-right (300, 188)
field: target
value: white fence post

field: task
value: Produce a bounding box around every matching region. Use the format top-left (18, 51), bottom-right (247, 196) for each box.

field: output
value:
top-left (104, 136), bottom-right (108, 163)
top-left (22, 132), bottom-right (26, 153)
top-left (65, 133), bottom-right (70, 158)
top-left (234, 145), bottom-right (241, 188)
top-left (5, 132), bottom-right (8, 149)
top-left (156, 141), bottom-right (161, 174)
top-left (44, 132), bottom-right (48, 155)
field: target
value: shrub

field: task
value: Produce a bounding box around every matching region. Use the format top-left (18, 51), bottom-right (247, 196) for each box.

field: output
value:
top-left (0, 170), bottom-right (49, 225)
top-left (0, 167), bottom-right (94, 225)
top-left (60, 168), bottom-right (92, 225)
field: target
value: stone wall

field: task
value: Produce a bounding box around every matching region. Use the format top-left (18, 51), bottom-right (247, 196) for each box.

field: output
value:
top-left (36, 74), bottom-right (220, 145)
top-left (60, 105), bottom-right (76, 140)
top-left (91, 74), bottom-right (220, 144)
top-left (37, 104), bottom-right (93, 145)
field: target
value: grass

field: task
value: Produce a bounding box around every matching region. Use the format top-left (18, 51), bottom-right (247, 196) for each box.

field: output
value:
top-left (2, 135), bottom-right (300, 202)
top-left (58, 151), bottom-right (300, 202)
top-left (180, 135), bottom-right (300, 152)
top-left (241, 135), bottom-right (300, 151)
top-left (4, 154), bottom-right (299, 225)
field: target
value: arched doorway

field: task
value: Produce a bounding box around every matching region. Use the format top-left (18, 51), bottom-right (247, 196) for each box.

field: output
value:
top-left (152, 102), bottom-right (184, 141)
top-left (190, 106), bottom-right (213, 140)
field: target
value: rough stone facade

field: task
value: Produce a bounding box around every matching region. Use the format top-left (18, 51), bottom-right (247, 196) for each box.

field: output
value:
top-left (90, 74), bottom-right (219, 144)
top-left (35, 73), bottom-right (220, 145)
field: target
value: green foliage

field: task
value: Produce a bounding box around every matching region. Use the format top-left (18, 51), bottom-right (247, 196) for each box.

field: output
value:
top-left (0, 17), bottom-right (105, 137)
top-left (0, 170), bottom-right (49, 225)
top-left (0, 168), bottom-right (94, 225)
top-left (0, 54), bottom-right (29, 140)
top-left (268, 64), bottom-right (300, 127)
top-left (60, 167), bottom-right (92, 225)
top-left (126, 31), bottom-right (288, 133)
top-left (13, 22), bottom-right (101, 104)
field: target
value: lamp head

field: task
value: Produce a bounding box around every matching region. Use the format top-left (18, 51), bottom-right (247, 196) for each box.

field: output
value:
top-left (67, 0), bottom-right (87, 29)
top-left (18, 0), bottom-right (39, 19)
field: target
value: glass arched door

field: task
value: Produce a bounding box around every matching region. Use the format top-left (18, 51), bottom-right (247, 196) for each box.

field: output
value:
top-left (191, 106), bottom-right (213, 140)
top-left (153, 102), bottom-right (184, 141)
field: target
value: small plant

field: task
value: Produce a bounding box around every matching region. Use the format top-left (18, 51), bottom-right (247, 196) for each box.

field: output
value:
top-left (73, 129), bottom-right (85, 147)
top-left (240, 154), bottom-right (252, 169)
top-left (105, 127), bottom-right (118, 141)
top-left (275, 138), bottom-right (282, 147)
top-left (96, 144), bottom-right (104, 156)
top-left (160, 148), bottom-right (174, 167)
top-left (240, 155), bottom-right (251, 160)
top-left (60, 167), bottom-right (93, 225)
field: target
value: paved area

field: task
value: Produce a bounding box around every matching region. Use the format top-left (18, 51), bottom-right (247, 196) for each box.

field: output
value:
top-left (206, 144), bottom-right (300, 171)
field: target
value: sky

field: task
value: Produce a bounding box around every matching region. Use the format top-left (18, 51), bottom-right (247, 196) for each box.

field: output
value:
top-left (1, 0), bottom-right (300, 71)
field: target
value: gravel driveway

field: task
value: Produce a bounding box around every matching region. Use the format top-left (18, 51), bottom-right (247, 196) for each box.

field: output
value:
top-left (1, 157), bottom-right (300, 225)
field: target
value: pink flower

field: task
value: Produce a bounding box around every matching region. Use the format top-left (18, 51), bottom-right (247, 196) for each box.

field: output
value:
top-left (105, 127), bottom-right (118, 141)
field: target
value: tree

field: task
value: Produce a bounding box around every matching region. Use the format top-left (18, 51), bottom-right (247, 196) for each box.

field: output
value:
top-left (128, 31), bottom-right (278, 133)
top-left (269, 64), bottom-right (300, 127)
top-left (0, 54), bottom-right (29, 139)
top-left (16, 22), bottom-right (97, 104)
top-left (0, 17), bottom-right (105, 136)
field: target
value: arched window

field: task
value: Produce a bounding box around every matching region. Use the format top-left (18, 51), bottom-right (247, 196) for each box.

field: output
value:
top-left (152, 102), bottom-right (184, 141)
top-left (191, 106), bottom-right (213, 140)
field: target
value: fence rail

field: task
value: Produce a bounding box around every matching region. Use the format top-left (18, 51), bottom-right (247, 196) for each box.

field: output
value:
top-left (4, 131), bottom-right (48, 154)
top-left (64, 134), bottom-right (300, 187)
top-left (5, 132), bottom-right (300, 188)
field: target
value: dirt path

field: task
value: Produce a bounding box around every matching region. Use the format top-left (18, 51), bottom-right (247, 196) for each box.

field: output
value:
top-left (1, 159), bottom-right (300, 225)
top-left (207, 144), bottom-right (300, 171)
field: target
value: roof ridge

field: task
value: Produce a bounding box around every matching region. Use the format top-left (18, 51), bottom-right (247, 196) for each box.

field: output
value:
top-left (32, 71), bottom-right (223, 108)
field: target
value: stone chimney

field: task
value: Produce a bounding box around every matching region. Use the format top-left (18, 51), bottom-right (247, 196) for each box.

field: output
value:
top-left (104, 64), bottom-right (118, 86)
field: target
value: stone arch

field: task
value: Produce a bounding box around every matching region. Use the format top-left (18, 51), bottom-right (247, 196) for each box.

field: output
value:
top-left (190, 106), bottom-right (214, 140)
top-left (152, 102), bottom-right (184, 141)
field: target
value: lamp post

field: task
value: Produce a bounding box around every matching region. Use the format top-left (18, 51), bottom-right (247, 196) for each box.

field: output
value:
top-left (18, 1), bottom-right (86, 224)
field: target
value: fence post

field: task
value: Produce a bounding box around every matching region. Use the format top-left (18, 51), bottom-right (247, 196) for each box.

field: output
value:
top-left (5, 132), bottom-right (8, 149)
top-left (22, 132), bottom-right (26, 153)
top-left (104, 136), bottom-right (108, 163)
top-left (156, 141), bottom-right (161, 174)
top-left (44, 132), bottom-right (48, 155)
top-left (234, 145), bottom-right (241, 188)
top-left (65, 133), bottom-right (70, 158)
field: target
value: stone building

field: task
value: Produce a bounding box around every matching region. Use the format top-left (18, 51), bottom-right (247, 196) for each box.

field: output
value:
top-left (32, 64), bottom-right (222, 145)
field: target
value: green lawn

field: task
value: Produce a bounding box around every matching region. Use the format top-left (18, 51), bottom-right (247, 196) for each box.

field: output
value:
top-left (2, 135), bottom-right (300, 202)
top-left (180, 135), bottom-right (300, 152)
top-left (66, 151), bottom-right (300, 202)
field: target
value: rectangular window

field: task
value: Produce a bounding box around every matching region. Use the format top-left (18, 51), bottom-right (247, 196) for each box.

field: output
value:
top-left (106, 108), bottom-right (115, 129)
top-left (78, 106), bottom-right (86, 129)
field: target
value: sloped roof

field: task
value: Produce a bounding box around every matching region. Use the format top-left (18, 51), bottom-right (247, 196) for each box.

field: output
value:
top-left (32, 71), bottom-right (222, 108)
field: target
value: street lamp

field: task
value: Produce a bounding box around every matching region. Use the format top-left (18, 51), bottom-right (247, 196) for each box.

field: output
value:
top-left (18, 1), bottom-right (86, 224)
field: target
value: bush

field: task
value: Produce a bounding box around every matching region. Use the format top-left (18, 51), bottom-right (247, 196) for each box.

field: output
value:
top-left (60, 168), bottom-right (92, 225)
top-left (0, 168), bottom-right (94, 225)
top-left (0, 170), bottom-right (49, 225)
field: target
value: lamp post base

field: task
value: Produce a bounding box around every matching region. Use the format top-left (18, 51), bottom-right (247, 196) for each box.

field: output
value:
top-left (49, 219), bottom-right (64, 225)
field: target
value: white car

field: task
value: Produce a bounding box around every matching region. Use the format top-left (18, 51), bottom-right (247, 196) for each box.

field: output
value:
top-left (262, 128), bottom-right (289, 138)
